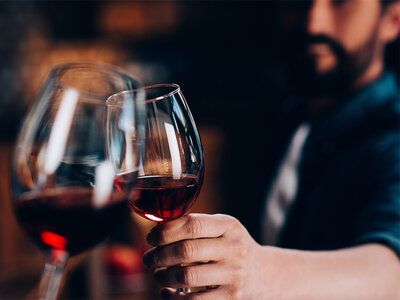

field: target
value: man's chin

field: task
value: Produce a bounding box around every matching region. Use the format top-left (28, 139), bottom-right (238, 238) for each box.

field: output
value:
top-left (312, 56), bottom-right (337, 75)
top-left (314, 66), bottom-right (337, 77)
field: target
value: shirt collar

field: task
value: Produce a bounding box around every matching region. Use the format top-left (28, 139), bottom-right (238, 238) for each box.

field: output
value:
top-left (311, 71), bottom-right (399, 142)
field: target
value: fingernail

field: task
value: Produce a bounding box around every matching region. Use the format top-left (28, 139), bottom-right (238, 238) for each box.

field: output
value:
top-left (154, 269), bottom-right (162, 281)
top-left (142, 251), bottom-right (152, 266)
top-left (160, 289), bottom-right (171, 300)
top-left (147, 230), bottom-right (156, 245)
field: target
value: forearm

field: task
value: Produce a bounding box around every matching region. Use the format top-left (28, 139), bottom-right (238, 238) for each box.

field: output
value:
top-left (262, 244), bottom-right (400, 299)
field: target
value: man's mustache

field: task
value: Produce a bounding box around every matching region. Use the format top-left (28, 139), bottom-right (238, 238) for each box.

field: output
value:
top-left (301, 34), bottom-right (348, 60)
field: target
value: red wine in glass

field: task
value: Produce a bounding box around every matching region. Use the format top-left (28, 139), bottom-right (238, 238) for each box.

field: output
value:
top-left (15, 187), bottom-right (127, 256)
top-left (115, 173), bottom-right (202, 222)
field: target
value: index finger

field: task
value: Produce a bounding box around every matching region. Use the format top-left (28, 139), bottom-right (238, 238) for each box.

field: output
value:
top-left (147, 213), bottom-right (236, 246)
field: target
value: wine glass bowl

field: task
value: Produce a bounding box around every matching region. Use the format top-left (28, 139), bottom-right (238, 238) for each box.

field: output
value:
top-left (11, 63), bottom-right (143, 300)
top-left (109, 84), bottom-right (204, 222)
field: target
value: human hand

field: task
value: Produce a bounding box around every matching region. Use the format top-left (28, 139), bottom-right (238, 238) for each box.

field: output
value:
top-left (143, 213), bottom-right (270, 299)
top-left (143, 214), bottom-right (400, 299)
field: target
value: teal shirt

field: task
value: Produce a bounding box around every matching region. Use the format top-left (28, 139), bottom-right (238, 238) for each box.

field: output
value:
top-left (278, 72), bottom-right (400, 256)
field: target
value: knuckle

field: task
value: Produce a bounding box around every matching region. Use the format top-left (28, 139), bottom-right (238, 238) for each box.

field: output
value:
top-left (230, 217), bottom-right (243, 231)
top-left (157, 228), bottom-right (169, 244)
top-left (226, 281), bottom-right (245, 300)
top-left (218, 214), bottom-right (242, 234)
top-left (231, 266), bottom-right (245, 284)
top-left (177, 266), bottom-right (198, 286)
top-left (229, 284), bottom-right (244, 300)
top-left (186, 215), bottom-right (203, 237)
top-left (178, 240), bottom-right (197, 261)
top-left (235, 240), bottom-right (249, 259)
top-left (152, 249), bottom-right (162, 266)
top-left (216, 213), bottom-right (236, 224)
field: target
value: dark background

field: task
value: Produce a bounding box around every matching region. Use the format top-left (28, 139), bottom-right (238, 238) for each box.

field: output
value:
top-left (0, 1), bottom-right (398, 138)
top-left (0, 1), bottom-right (398, 298)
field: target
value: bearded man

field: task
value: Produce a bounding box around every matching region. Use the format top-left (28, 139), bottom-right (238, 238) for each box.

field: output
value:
top-left (142, 1), bottom-right (400, 298)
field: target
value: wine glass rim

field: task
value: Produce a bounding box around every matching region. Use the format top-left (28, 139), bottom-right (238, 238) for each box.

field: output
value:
top-left (49, 62), bottom-right (141, 102)
top-left (108, 83), bottom-right (181, 104)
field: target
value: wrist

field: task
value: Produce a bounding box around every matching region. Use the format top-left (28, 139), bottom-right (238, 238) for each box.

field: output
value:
top-left (258, 246), bottom-right (308, 299)
top-left (256, 245), bottom-right (287, 299)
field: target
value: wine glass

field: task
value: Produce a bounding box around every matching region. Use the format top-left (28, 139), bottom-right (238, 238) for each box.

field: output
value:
top-left (108, 84), bottom-right (204, 223)
top-left (11, 63), bottom-right (144, 300)
top-left (107, 83), bottom-right (204, 294)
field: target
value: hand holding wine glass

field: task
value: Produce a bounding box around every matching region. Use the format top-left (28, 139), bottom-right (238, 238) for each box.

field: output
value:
top-left (142, 213), bottom-right (265, 300)
top-left (12, 63), bottom-right (144, 300)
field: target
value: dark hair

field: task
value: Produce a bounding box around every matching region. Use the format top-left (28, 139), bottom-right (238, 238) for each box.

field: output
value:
top-left (382, 0), bottom-right (399, 6)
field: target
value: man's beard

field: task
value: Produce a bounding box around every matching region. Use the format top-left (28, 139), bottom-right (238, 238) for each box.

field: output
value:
top-left (284, 32), bottom-right (378, 99)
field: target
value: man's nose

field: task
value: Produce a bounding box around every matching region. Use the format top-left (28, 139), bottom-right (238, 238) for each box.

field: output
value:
top-left (306, 0), bottom-right (335, 36)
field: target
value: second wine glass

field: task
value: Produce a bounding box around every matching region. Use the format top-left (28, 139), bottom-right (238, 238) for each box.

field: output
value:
top-left (12, 63), bottom-right (144, 300)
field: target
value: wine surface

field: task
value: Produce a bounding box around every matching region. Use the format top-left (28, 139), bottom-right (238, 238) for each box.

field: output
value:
top-left (15, 188), bottom-right (127, 255)
top-left (115, 174), bottom-right (201, 222)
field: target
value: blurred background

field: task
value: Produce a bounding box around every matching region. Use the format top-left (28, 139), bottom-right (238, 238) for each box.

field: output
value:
top-left (0, 1), bottom-right (398, 299)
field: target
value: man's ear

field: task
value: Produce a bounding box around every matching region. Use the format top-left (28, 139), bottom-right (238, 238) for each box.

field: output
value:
top-left (379, 2), bottom-right (400, 43)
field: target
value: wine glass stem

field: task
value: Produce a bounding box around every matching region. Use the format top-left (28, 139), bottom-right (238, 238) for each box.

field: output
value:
top-left (38, 249), bottom-right (69, 300)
